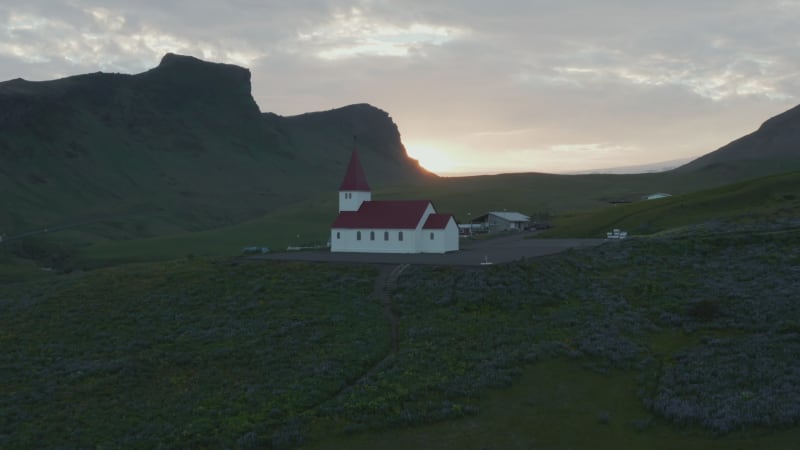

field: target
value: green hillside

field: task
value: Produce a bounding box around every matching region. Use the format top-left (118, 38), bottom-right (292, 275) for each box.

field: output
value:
top-left (540, 171), bottom-right (800, 238)
top-left (676, 102), bottom-right (800, 175)
top-left (3, 169), bottom-right (795, 276)
top-left (3, 217), bottom-right (799, 448)
top-left (0, 54), bottom-right (431, 241)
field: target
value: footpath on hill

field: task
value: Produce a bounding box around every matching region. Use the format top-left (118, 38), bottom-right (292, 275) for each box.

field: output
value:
top-left (299, 263), bottom-right (407, 417)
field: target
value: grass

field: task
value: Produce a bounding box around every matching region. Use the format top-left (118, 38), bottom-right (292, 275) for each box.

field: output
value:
top-left (538, 171), bottom-right (800, 238)
top-left (74, 200), bottom-right (337, 268)
top-left (385, 168), bottom-right (732, 223)
top-left (4, 165), bottom-right (800, 448)
top-left (310, 359), bottom-right (800, 450)
top-left (0, 255), bottom-right (51, 284)
top-left (4, 221), bottom-right (800, 448)
top-left (1, 259), bottom-right (385, 448)
top-left (2, 161), bottom-right (771, 275)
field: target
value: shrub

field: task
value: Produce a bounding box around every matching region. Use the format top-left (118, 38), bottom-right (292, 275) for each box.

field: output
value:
top-left (687, 298), bottom-right (721, 322)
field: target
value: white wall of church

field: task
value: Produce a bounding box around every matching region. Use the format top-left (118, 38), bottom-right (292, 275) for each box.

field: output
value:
top-left (442, 219), bottom-right (459, 252)
top-left (339, 191), bottom-right (371, 212)
top-left (331, 228), bottom-right (419, 253)
top-left (420, 219), bottom-right (459, 253)
top-left (330, 202), bottom-right (460, 254)
top-left (420, 229), bottom-right (442, 253)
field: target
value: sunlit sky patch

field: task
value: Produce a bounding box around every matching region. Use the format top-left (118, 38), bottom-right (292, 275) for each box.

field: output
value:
top-left (297, 8), bottom-right (463, 60)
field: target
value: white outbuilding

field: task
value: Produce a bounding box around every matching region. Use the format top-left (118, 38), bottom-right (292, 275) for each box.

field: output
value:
top-left (644, 192), bottom-right (672, 200)
top-left (472, 211), bottom-right (531, 233)
top-left (330, 150), bottom-right (459, 254)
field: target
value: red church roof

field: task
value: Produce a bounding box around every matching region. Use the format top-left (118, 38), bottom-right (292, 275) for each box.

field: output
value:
top-left (332, 200), bottom-right (433, 229)
top-left (339, 150), bottom-right (371, 191)
top-left (422, 213), bottom-right (455, 230)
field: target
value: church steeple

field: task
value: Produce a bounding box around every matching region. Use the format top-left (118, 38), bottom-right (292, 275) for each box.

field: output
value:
top-left (339, 149), bottom-right (370, 191)
top-left (338, 144), bottom-right (372, 212)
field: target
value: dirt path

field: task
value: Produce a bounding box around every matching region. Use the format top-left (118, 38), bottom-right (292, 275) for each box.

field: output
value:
top-left (300, 264), bottom-right (409, 416)
top-left (378, 264), bottom-right (408, 353)
top-left (365, 263), bottom-right (408, 353)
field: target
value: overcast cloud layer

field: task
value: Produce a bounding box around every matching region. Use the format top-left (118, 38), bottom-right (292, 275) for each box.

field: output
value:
top-left (2, 1), bottom-right (798, 174)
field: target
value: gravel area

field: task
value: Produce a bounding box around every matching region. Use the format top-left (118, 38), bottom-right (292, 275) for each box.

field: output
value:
top-left (251, 234), bottom-right (606, 266)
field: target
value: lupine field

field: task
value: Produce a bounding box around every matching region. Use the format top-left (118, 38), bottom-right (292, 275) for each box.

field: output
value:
top-left (2, 220), bottom-right (800, 448)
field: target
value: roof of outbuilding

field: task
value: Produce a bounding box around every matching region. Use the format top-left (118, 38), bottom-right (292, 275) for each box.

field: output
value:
top-left (332, 200), bottom-right (433, 229)
top-left (487, 211), bottom-right (530, 222)
top-left (422, 213), bottom-right (455, 230)
top-left (339, 150), bottom-right (371, 191)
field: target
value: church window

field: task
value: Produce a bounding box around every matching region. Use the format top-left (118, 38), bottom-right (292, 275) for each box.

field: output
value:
top-left (430, 232), bottom-right (434, 240)
top-left (398, 231), bottom-right (404, 241)
top-left (384, 231), bottom-right (389, 241)
top-left (336, 232), bottom-right (340, 239)
top-left (357, 231), bottom-right (361, 240)
top-left (370, 231), bottom-right (375, 241)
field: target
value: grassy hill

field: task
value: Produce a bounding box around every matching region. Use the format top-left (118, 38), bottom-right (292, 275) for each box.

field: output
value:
top-left (3, 216), bottom-right (799, 448)
top-left (540, 171), bottom-right (800, 238)
top-left (675, 103), bottom-right (800, 176)
top-left (2, 168), bottom-right (796, 277)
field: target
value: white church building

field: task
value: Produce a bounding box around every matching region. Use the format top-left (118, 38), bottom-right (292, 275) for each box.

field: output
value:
top-left (331, 151), bottom-right (459, 254)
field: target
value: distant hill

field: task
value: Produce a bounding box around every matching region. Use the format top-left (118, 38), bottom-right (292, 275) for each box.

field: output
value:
top-left (676, 103), bottom-right (800, 176)
top-left (0, 53), bottom-right (431, 238)
top-left (567, 156), bottom-right (696, 175)
top-left (541, 170), bottom-right (800, 238)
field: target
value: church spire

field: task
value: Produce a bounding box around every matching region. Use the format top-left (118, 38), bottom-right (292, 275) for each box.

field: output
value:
top-left (339, 138), bottom-right (370, 191)
top-left (337, 137), bottom-right (372, 212)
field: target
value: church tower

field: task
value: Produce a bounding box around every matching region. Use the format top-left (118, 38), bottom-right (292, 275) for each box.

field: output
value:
top-left (338, 149), bottom-right (371, 212)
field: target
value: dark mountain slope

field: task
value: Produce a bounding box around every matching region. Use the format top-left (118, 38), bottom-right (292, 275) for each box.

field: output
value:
top-left (676, 103), bottom-right (800, 176)
top-left (262, 103), bottom-right (425, 180)
top-left (0, 54), bottom-right (430, 237)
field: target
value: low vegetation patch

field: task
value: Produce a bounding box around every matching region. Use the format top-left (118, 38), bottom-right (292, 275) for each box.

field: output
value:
top-left (2, 220), bottom-right (800, 448)
top-left (1, 260), bottom-right (383, 448)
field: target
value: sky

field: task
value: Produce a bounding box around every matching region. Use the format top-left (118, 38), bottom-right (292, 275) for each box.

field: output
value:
top-left (1, 1), bottom-right (799, 176)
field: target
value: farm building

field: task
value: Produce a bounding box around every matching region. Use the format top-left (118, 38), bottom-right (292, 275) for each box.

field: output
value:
top-left (330, 150), bottom-right (459, 254)
top-left (644, 192), bottom-right (672, 200)
top-left (471, 211), bottom-right (531, 233)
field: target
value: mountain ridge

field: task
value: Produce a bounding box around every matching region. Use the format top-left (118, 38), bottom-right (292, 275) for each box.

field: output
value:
top-left (676, 102), bottom-right (800, 174)
top-left (0, 54), bottom-right (431, 237)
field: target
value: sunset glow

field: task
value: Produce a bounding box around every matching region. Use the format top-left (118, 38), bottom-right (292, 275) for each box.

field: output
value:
top-left (405, 142), bottom-right (458, 175)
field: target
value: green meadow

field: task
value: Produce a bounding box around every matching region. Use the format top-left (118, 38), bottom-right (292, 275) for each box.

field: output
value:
top-left (3, 167), bottom-right (780, 276)
top-left (3, 208), bottom-right (800, 448)
top-left (2, 169), bottom-right (800, 448)
top-left (540, 170), bottom-right (800, 238)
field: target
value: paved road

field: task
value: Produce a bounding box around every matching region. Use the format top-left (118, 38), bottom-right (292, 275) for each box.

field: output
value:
top-left (252, 233), bottom-right (606, 266)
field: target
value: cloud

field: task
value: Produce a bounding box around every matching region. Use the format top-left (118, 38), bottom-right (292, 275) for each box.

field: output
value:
top-left (1, 0), bottom-right (799, 174)
top-left (294, 7), bottom-right (465, 60)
